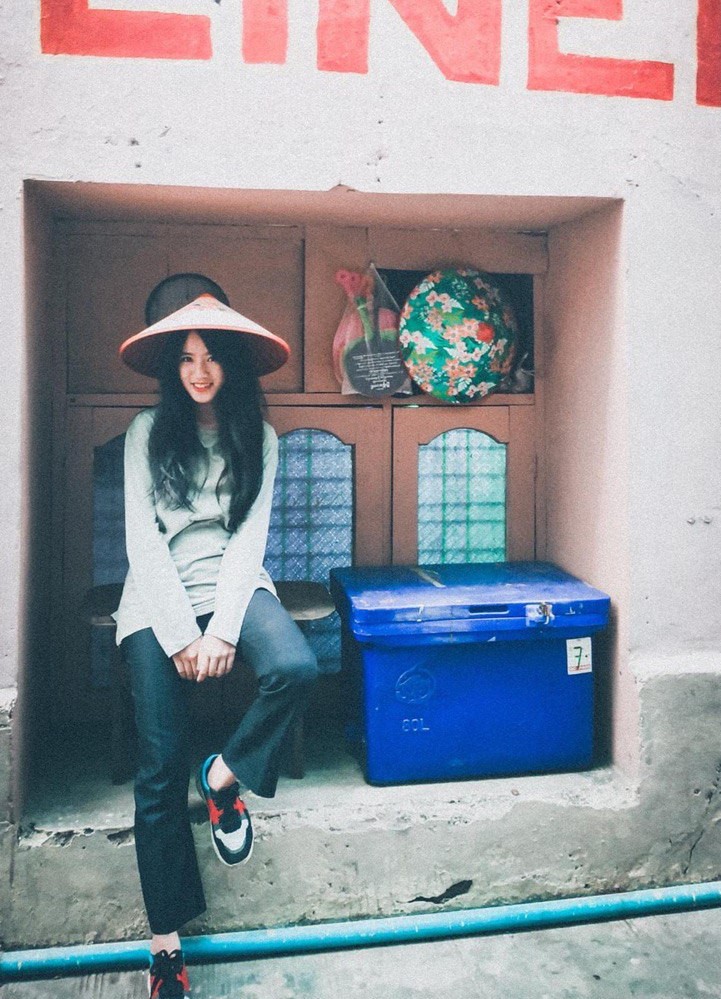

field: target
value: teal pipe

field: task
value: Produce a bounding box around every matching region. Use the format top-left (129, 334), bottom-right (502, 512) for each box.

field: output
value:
top-left (3, 880), bottom-right (721, 983)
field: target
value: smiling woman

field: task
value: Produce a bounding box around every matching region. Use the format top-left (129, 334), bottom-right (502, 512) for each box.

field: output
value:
top-left (113, 294), bottom-right (319, 998)
top-left (178, 332), bottom-right (225, 411)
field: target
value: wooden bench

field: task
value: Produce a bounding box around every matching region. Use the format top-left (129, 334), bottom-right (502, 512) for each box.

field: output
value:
top-left (81, 579), bottom-right (335, 784)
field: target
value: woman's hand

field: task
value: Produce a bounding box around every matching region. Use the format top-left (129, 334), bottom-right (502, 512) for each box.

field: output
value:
top-left (172, 635), bottom-right (237, 681)
top-left (195, 634), bottom-right (236, 683)
top-left (172, 637), bottom-right (203, 681)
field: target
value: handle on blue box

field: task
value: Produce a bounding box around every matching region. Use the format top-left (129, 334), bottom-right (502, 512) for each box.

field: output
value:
top-left (525, 601), bottom-right (555, 626)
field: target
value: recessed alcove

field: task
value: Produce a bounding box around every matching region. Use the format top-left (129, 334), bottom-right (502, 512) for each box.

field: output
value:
top-left (20, 181), bottom-right (627, 827)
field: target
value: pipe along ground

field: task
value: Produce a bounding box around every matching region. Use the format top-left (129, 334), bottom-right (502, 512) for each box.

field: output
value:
top-left (3, 880), bottom-right (721, 983)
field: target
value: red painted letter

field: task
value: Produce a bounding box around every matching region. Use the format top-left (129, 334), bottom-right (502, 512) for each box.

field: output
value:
top-left (317, 0), bottom-right (371, 74)
top-left (41, 0), bottom-right (211, 59)
top-left (697, 0), bottom-right (721, 106)
top-left (528, 0), bottom-right (674, 101)
top-left (317, 0), bottom-right (501, 84)
top-left (243, 0), bottom-right (288, 64)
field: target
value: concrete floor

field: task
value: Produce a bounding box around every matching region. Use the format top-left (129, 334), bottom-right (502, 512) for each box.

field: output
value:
top-left (23, 679), bottom-right (625, 836)
top-left (4, 907), bottom-right (721, 998)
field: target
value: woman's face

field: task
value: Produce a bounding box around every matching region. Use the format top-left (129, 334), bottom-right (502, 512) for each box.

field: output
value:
top-left (178, 331), bottom-right (225, 406)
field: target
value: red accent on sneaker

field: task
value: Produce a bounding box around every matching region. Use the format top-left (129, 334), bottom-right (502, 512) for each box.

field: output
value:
top-left (207, 798), bottom-right (223, 825)
top-left (233, 798), bottom-right (246, 815)
top-left (149, 950), bottom-right (189, 998)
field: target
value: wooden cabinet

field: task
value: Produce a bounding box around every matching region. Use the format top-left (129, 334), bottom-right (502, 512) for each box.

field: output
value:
top-left (53, 217), bottom-right (541, 716)
top-left (60, 221), bottom-right (304, 396)
top-left (392, 405), bottom-right (535, 565)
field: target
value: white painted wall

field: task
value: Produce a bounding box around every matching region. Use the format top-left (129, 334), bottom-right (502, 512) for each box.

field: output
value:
top-left (2, 1), bottom-right (719, 713)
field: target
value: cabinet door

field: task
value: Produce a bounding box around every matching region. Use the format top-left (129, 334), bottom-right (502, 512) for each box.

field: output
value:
top-left (63, 231), bottom-right (169, 395)
top-left (267, 406), bottom-right (391, 566)
top-left (392, 406), bottom-right (535, 564)
top-left (62, 222), bottom-right (304, 396)
top-left (168, 225), bottom-right (304, 394)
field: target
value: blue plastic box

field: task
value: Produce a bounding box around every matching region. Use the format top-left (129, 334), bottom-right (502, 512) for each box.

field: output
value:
top-left (330, 562), bottom-right (610, 785)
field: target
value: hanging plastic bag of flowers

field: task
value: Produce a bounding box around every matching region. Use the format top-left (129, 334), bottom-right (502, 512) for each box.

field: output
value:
top-left (398, 268), bottom-right (519, 403)
top-left (333, 265), bottom-right (412, 397)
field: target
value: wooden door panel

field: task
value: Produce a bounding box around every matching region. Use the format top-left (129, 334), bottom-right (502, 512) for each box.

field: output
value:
top-left (267, 405), bottom-right (391, 566)
top-left (64, 232), bottom-right (169, 395)
top-left (168, 226), bottom-right (304, 394)
top-left (507, 406), bottom-right (536, 561)
top-left (303, 226), bottom-right (370, 393)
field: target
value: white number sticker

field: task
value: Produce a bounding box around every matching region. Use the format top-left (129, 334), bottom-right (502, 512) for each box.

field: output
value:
top-left (567, 637), bottom-right (592, 674)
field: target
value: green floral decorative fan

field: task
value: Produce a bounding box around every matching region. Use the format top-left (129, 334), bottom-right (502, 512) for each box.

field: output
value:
top-left (399, 268), bottom-right (519, 403)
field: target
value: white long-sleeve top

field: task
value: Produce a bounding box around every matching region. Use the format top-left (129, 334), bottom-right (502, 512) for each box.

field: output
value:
top-left (113, 407), bottom-right (278, 657)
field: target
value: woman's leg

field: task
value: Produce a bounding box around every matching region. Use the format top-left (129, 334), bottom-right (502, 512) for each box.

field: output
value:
top-left (122, 628), bottom-right (206, 937)
top-left (218, 588), bottom-right (319, 798)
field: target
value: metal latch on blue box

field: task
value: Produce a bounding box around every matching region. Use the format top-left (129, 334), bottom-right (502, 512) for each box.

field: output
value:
top-left (526, 601), bottom-right (555, 626)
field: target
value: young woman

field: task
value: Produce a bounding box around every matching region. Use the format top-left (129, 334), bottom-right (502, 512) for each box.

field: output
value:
top-left (115, 294), bottom-right (318, 998)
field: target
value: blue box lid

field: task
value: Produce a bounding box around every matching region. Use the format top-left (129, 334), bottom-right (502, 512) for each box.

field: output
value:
top-left (330, 562), bottom-right (610, 641)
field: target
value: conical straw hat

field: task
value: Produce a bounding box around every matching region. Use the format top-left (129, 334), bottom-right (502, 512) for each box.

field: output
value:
top-left (119, 293), bottom-right (291, 377)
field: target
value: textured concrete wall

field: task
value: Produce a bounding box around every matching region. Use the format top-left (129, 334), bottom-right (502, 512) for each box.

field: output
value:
top-left (0, 688), bottom-right (17, 937)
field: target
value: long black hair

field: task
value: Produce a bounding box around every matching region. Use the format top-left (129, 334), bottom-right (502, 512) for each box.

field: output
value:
top-left (148, 329), bottom-right (266, 532)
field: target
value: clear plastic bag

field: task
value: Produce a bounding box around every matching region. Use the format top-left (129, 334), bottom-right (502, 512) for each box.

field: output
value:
top-left (333, 265), bottom-right (412, 397)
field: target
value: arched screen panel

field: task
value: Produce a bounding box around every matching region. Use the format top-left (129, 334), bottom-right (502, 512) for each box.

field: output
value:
top-left (266, 428), bottom-right (354, 669)
top-left (417, 428), bottom-right (507, 564)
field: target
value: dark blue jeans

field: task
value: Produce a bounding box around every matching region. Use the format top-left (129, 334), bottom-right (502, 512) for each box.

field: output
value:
top-left (122, 588), bottom-right (318, 935)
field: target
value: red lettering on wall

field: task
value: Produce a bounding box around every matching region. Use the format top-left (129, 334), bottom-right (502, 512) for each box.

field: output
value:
top-left (317, 0), bottom-right (501, 84)
top-left (41, 0), bottom-right (211, 59)
top-left (317, 0), bottom-right (371, 74)
top-left (528, 0), bottom-right (674, 101)
top-left (697, 0), bottom-right (721, 106)
top-left (243, 0), bottom-right (288, 64)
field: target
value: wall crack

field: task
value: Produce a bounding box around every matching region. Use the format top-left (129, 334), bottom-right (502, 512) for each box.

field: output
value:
top-left (681, 759), bottom-right (721, 876)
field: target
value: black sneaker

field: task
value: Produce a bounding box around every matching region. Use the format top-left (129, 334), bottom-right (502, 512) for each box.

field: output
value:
top-left (196, 754), bottom-right (253, 866)
top-left (148, 949), bottom-right (189, 998)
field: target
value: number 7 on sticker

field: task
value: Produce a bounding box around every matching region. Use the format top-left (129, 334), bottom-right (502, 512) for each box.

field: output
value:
top-left (566, 637), bottom-right (592, 674)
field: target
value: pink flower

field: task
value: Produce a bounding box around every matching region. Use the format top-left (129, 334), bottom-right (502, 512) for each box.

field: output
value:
top-left (458, 318), bottom-right (482, 338)
top-left (442, 324), bottom-right (465, 344)
top-left (443, 359), bottom-right (475, 380)
top-left (427, 291), bottom-right (457, 313)
top-left (408, 361), bottom-right (434, 384)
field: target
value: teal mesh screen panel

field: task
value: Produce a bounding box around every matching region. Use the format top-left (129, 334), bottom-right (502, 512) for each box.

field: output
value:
top-left (266, 429), bottom-right (353, 671)
top-left (418, 429), bottom-right (506, 564)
